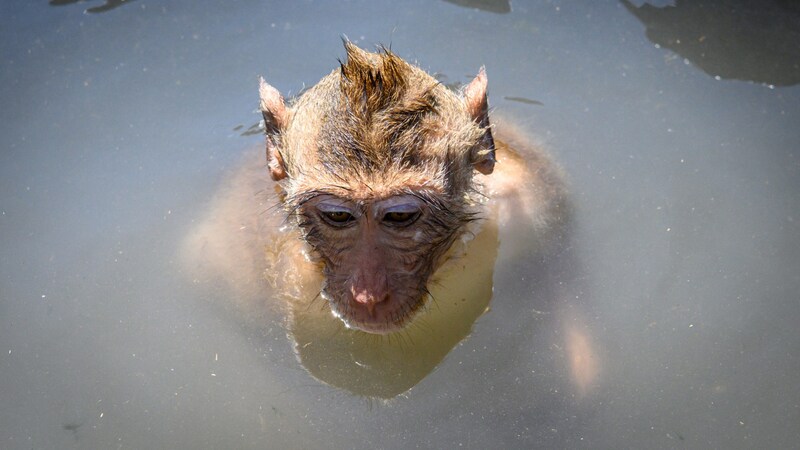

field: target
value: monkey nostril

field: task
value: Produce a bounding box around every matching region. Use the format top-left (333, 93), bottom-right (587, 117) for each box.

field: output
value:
top-left (349, 286), bottom-right (390, 311)
top-left (351, 289), bottom-right (369, 305)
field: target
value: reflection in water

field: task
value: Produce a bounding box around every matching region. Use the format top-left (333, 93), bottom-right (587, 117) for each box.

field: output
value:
top-left (442, 0), bottom-right (511, 14)
top-left (184, 152), bottom-right (500, 398)
top-left (183, 119), bottom-right (598, 399)
top-left (622, 0), bottom-right (800, 86)
top-left (263, 175), bottom-right (599, 399)
top-left (284, 216), bottom-right (498, 398)
top-left (49, 0), bottom-right (135, 14)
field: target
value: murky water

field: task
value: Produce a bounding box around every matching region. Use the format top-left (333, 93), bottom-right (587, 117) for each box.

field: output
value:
top-left (2, 1), bottom-right (799, 448)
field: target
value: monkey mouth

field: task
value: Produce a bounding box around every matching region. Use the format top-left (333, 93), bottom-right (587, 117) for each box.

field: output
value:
top-left (321, 288), bottom-right (425, 334)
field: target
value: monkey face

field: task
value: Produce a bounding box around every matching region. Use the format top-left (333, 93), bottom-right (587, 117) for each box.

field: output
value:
top-left (296, 191), bottom-right (468, 334)
top-left (260, 42), bottom-right (494, 333)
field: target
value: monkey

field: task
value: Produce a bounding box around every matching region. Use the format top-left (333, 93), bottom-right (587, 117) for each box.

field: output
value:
top-left (255, 41), bottom-right (565, 334)
top-left (186, 41), bottom-right (565, 333)
top-left (182, 42), bottom-right (593, 397)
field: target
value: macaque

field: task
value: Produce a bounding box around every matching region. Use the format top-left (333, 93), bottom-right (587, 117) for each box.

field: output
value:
top-left (183, 42), bottom-right (592, 396)
top-left (187, 41), bottom-right (566, 332)
top-left (253, 41), bottom-right (563, 334)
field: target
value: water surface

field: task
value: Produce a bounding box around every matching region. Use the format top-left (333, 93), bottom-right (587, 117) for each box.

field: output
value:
top-left (1, 1), bottom-right (798, 448)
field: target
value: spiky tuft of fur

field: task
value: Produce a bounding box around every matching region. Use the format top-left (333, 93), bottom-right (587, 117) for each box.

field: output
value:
top-left (276, 42), bottom-right (488, 207)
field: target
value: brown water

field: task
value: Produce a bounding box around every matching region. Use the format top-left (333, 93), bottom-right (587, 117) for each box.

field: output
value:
top-left (1, 1), bottom-right (799, 448)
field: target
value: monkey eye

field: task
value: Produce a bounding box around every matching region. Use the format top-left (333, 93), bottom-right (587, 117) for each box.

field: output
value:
top-left (316, 201), bottom-right (356, 227)
top-left (322, 210), bottom-right (354, 225)
top-left (382, 207), bottom-right (421, 226)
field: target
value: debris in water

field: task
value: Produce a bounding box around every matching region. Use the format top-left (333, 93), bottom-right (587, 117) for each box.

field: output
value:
top-left (504, 96), bottom-right (544, 106)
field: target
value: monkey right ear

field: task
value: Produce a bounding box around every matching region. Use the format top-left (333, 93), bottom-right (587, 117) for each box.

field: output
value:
top-left (463, 67), bottom-right (496, 175)
top-left (259, 77), bottom-right (289, 181)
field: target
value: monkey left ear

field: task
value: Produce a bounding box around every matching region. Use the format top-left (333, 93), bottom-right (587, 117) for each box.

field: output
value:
top-left (464, 67), bottom-right (496, 175)
top-left (259, 77), bottom-right (289, 181)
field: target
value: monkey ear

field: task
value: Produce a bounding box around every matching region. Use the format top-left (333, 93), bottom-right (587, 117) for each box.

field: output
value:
top-left (259, 77), bottom-right (289, 181)
top-left (464, 67), bottom-right (496, 175)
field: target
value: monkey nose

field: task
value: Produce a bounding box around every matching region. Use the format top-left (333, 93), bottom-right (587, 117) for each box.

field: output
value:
top-left (351, 287), bottom-right (389, 316)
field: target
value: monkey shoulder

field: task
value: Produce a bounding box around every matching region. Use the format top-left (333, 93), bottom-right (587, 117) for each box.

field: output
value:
top-left (477, 118), bottom-right (567, 231)
top-left (181, 151), bottom-right (284, 306)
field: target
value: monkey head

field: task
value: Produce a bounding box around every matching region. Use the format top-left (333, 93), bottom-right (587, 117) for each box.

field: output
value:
top-left (259, 42), bottom-right (496, 333)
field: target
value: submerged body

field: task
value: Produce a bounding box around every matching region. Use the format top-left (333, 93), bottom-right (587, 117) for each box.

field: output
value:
top-left (183, 120), bottom-right (566, 396)
top-left (180, 43), bottom-right (600, 398)
top-left (184, 122), bottom-right (565, 334)
top-left (186, 42), bottom-right (565, 334)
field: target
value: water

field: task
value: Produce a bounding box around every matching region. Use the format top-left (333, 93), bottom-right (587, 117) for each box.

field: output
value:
top-left (1, 0), bottom-right (798, 448)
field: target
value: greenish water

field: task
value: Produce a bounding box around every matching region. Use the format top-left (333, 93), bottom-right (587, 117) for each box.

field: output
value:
top-left (1, 1), bottom-right (798, 448)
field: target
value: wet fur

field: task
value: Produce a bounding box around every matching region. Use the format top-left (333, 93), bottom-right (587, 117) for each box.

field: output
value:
top-left (185, 43), bottom-right (565, 333)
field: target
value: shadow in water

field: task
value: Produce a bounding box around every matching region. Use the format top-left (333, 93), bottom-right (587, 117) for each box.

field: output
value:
top-left (622, 0), bottom-right (800, 86)
top-left (49, 0), bottom-right (135, 14)
top-left (442, 0), bottom-right (511, 14)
